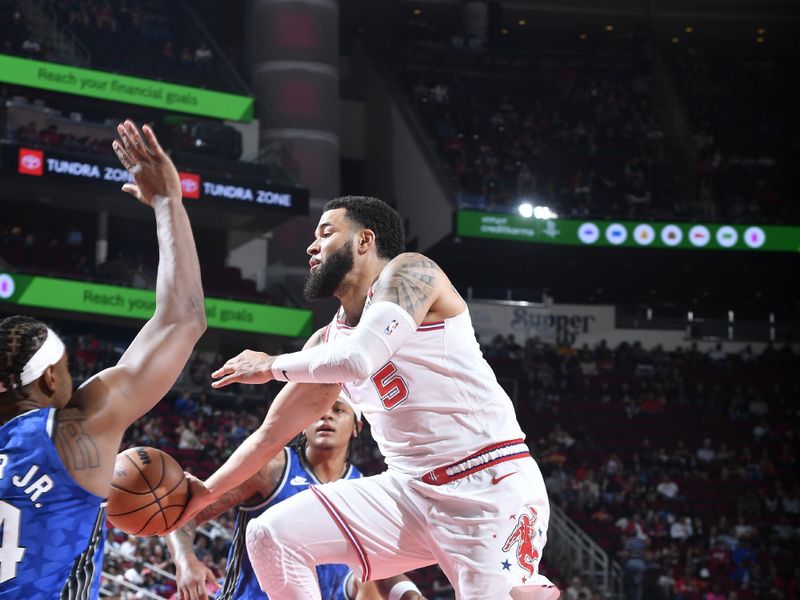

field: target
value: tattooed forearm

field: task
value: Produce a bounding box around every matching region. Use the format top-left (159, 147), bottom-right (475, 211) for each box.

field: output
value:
top-left (194, 487), bottom-right (254, 524)
top-left (165, 518), bottom-right (198, 562)
top-left (55, 410), bottom-right (100, 471)
top-left (375, 254), bottom-right (438, 319)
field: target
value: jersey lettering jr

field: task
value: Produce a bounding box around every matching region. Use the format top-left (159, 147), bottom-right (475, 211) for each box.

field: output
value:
top-left (0, 408), bottom-right (106, 600)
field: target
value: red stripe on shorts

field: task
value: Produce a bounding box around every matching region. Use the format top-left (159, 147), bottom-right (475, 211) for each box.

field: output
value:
top-left (309, 486), bottom-right (372, 582)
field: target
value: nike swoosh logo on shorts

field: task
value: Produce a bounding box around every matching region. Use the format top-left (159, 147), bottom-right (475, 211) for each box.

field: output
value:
top-left (491, 472), bottom-right (517, 485)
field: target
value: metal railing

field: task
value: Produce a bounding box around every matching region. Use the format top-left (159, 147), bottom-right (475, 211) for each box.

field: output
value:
top-left (100, 519), bottom-right (229, 599)
top-left (18, 0), bottom-right (90, 66)
top-left (178, 0), bottom-right (252, 95)
top-left (547, 503), bottom-right (623, 598)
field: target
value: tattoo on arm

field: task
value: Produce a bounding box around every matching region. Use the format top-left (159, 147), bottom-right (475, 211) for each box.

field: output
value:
top-left (168, 518), bottom-right (197, 554)
top-left (194, 466), bottom-right (273, 524)
top-left (54, 410), bottom-right (100, 471)
top-left (376, 255), bottom-right (438, 318)
top-left (194, 487), bottom-right (253, 524)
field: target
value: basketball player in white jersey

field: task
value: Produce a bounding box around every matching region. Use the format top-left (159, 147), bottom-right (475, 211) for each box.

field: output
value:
top-left (171, 197), bottom-right (558, 600)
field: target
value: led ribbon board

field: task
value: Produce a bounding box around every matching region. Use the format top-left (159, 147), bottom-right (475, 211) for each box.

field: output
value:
top-left (3, 143), bottom-right (308, 215)
top-left (0, 274), bottom-right (312, 338)
top-left (457, 211), bottom-right (800, 253)
top-left (0, 53), bottom-right (253, 122)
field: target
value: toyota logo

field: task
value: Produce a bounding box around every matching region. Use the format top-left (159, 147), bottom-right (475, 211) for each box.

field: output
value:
top-left (20, 154), bottom-right (42, 169)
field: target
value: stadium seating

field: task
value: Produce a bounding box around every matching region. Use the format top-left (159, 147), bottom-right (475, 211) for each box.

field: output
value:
top-left (390, 30), bottom-right (797, 224)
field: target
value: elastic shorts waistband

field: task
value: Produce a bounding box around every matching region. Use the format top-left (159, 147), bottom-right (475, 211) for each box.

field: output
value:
top-left (420, 439), bottom-right (530, 485)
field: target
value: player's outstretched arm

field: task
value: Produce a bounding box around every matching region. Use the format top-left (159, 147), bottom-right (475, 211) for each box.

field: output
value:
top-left (73, 120), bottom-right (206, 430)
top-left (165, 461), bottom-right (282, 600)
top-left (56, 122), bottom-right (205, 499)
top-left (169, 330), bottom-right (340, 531)
top-left (210, 253), bottom-right (452, 389)
top-left (164, 522), bottom-right (219, 600)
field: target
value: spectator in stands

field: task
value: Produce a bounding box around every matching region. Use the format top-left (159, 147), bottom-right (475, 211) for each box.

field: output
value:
top-left (697, 438), bottom-right (716, 463)
top-left (656, 472), bottom-right (680, 500)
top-left (174, 391), bottom-right (198, 417)
top-left (621, 527), bottom-right (648, 600)
top-left (565, 576), bottom-right (592, 600)
top-left (178, 420), bottom-right (202, 449)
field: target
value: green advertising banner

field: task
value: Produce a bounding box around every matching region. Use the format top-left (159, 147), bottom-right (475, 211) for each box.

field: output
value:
top-left (457, 211), bottom-right (800, 253)
top-left (0, 54), bottom-right (254, 122)
top-left (0, 274), bottom-right (312, 337)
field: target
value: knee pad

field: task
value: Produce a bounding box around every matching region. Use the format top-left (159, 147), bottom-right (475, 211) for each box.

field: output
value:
top-left (246, 516), bottom-right (293, 588)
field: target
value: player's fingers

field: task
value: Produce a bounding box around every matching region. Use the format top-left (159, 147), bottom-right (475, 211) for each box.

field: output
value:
top-left (117, 122), bottom-right (136, 154)
top-left (210, 373), bottom-right (242, 388)
top-left (183, 470), bottom-right (203, 484)
top-left (121, 183), bottom-right (141, 199)
top-left (142, 124), bottom-right (164, 157)
top-left (206, 568), bottom-right (221, 590)
top-left (125, 120), bottom-right (151, 160)
top-left (112, 140), bottom-right (135, 170)
top-left (211, 362), bottom-right (236, 379)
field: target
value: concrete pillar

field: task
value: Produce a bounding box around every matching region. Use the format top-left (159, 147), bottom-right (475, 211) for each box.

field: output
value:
top-left (246, 0), bottom-right (339, 208)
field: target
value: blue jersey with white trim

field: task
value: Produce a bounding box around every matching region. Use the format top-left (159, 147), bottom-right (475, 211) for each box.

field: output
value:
top-left (217, 447), bottom-right (361, 600)
top-left (0, 408), bottom-right (106, 600)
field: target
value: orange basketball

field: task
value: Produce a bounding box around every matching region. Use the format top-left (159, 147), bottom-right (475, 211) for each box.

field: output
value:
top-left (107, 446), bottom-right (189, 536)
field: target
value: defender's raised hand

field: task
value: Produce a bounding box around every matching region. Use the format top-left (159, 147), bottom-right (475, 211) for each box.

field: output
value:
top-left (112, 119), bottom-right (182, 206)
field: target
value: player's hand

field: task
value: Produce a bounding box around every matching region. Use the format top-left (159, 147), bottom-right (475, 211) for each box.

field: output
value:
top-left (175, 556), bottom-right (220, 600)
top-left (167, 473), bottom-right (215, 534)
top-left (211, 349), bottom-right (275, 388)
top-left (112, 119), bottom-right (182, 206)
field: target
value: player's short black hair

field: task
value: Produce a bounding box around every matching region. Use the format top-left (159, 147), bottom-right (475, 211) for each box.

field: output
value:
top-left (323, 196), bottom-right (405, 260)
top-left (0, 316), bottom-right (48, 398)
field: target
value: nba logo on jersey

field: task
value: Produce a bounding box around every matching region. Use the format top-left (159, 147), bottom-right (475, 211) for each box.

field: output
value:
top-left (384, 320), bottom-right (399, 335)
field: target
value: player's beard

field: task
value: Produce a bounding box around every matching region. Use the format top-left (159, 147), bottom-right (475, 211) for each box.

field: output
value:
top-left (303, 241), bottom-right (355, 301)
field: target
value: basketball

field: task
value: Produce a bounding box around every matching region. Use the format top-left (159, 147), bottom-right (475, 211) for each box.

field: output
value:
top-left (107, 446), bottom-right (189, 536)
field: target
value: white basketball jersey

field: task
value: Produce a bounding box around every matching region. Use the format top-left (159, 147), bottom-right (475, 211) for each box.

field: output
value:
top-left (324, 291), bottom-right (525, 475)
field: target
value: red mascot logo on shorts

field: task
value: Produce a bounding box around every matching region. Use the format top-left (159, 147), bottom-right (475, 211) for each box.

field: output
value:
top-left (502, 507), bottom-right (540, 577)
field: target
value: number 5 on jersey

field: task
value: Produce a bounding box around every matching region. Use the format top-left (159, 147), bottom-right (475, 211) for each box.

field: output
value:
top-left (371, 362), bottom-right (409, 410)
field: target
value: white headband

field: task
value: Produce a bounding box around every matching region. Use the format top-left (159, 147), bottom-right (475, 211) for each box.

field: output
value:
top-left (338, 390), bottom-right (362, 421)
top-left (19, 328), bottom-right (66, 386)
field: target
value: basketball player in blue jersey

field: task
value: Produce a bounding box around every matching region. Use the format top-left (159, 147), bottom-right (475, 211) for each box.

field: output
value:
top-left (166, 397), bottom-right (425, 600)
top-left (0, 120), bottom-right (206, 599)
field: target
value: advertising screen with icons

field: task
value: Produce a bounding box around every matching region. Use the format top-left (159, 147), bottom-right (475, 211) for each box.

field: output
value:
top-left (457, 211), bottom-right (799, 253)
